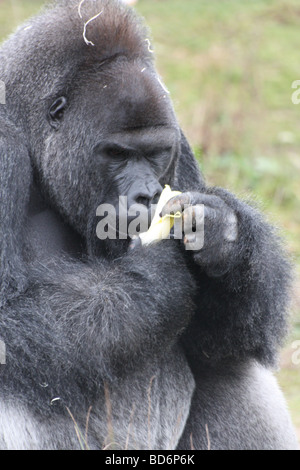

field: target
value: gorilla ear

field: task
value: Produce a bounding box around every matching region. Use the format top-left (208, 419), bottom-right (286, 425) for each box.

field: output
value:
top-left (0, 119), bottom-right (32, 307)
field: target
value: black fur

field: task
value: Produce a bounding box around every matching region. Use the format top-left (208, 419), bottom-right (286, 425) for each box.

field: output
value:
top-left (0, 0), bottom-right (298, 450)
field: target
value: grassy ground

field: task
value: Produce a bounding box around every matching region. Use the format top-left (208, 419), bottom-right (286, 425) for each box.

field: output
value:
top-left (1, 0), bottom-right (299, 442)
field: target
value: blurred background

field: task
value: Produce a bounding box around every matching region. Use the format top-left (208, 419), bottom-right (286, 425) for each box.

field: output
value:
top-left (0, 0), bottom-right (299, 441)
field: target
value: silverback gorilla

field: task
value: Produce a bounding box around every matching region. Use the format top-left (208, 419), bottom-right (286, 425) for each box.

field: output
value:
top-left (0, 0), bottom-right (298, 450)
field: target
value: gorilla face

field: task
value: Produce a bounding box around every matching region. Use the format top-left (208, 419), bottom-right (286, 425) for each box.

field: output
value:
top-left (37, 57), bottom-right (180, 248)
top-left (1, 0), bottom-right (181, 256)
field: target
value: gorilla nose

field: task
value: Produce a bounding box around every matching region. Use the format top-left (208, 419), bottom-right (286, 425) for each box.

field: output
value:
top-left (129, 183), bottom-right (163, 209)
top-left (135, 192), bottom-right (160, 207)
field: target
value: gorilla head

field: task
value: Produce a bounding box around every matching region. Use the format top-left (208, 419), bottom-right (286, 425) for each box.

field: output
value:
top-left (4, 0), bottom-right (181, 256)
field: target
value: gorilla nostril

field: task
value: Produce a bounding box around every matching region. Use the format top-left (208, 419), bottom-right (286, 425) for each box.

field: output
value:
top-left (129, 183), bottom-right (163, 208)
top-left (151, 192), bottom-right (161, 206)
top-left (136, 196), bottom-right (151, 207)
top-left (135, 191), bottom-right (161, 208)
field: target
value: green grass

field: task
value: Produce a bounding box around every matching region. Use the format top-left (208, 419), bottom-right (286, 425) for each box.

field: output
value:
top-left (1, 0), bottom-right (299, 441)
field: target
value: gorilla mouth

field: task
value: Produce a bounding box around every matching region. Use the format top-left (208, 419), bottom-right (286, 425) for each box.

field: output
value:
top-left (95, 186), bottom-right (187, 247)
top-left (95, 199), bottom-right (153, 242)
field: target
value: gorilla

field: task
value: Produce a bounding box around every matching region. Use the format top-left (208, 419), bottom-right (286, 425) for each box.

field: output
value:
top-left (0, 0), bottom-right (298, 450)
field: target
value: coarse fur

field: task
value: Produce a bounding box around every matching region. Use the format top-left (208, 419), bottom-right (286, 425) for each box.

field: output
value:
top-left (0, 0), bottom-right (298, 450)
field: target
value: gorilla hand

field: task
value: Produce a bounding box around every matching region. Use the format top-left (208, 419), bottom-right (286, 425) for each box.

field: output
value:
top-left (161, 191), bottom-right (238, 277)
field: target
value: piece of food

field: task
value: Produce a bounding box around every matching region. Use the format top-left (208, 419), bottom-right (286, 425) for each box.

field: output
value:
top-left (138, 185), bottom-right (182, 246)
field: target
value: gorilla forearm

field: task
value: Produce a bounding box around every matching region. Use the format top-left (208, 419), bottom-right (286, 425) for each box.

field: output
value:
top-left (0, 120), bottom-right (31, 306)
top-left (183, 186), bottom-right (291, 367)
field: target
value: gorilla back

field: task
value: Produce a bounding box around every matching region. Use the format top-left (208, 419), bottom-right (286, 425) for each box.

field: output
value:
top-left (0, 0), bottom-right (298, 450)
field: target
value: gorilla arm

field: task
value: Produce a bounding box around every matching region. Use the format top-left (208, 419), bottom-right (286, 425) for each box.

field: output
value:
top-left (172, 133), bottom-right (298, 450)
top-left (172, 133), bottom-right (291, 367)
top-left (0, 118), bottom-right (31, 307)
top-left (167, 187), bottom-right (291, 367)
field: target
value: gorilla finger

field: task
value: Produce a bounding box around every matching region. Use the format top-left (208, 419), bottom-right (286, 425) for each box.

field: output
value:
top-left (128, 235), bottom-right (142, 251)
top-left (187, 192), bottom-right (226, 209)
top-left (183, 205), bottom-right (205, 234)
top-left (183, 232), bottom-right (204, 252)
top-left (203, 205), bottom-right (218, 221)
top-left (160, 193), bottom-right (192, 217)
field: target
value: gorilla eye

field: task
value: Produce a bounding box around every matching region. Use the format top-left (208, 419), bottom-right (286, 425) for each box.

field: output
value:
top-left (105, 145), bottom-right (130, 159)
top-left (48, 97), bottom-right (67, 129)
